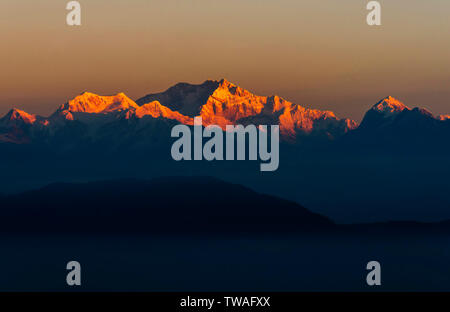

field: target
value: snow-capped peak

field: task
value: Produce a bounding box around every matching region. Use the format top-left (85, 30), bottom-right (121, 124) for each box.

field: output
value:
top-left (59, 92), bottom-right (139, 114)
top-left (372, 96), bottom-right (410, 116)
top-left (3, 108), bottom-right (37, 124)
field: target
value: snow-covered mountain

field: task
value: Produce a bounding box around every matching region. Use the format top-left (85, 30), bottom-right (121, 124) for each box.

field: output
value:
top-left (137, 79), bottom-right (357, 141)
top-left (0, 80), bottom-right (448, 148)
top-left (0, 79), bottom-right (358, 145)
top-left (360, 96), bottom-right (447, 131)
top-left (339, 95), bottom-right (450, 153)
top-left (0, 83), bottom-right (449, 223)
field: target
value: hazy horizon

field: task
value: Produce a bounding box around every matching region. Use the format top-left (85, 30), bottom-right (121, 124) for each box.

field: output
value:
top-left (1, 0), bottom-right (449, 121)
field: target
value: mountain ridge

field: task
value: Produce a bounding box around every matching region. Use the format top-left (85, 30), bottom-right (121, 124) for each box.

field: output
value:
top-left (0, 79), bottom-right (448, 146)
top-left (0, 81), bottom-right (449, 223)
top-left (0, 176), bottom-right (334, 234)
top-left (0, 79), bottom-right (357, 144)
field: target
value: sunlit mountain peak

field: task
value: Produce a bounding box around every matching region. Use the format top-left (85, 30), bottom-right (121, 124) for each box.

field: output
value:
top-left (372, 96), bottom-right (410, 116)
top-left (59, 92), bottom-right (139, 114)
top-left (2, 108), bottom-right (37, 125)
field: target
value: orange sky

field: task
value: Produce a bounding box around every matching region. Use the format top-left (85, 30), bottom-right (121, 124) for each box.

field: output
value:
top-left (1, 0), bottom-right (449, 121)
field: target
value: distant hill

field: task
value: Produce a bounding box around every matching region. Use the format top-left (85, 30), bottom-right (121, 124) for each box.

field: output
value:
top-left (0, 177), bottom-right (334, 234)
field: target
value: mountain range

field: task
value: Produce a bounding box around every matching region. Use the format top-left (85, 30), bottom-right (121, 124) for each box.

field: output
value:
top-left (0, 79), bottom-right (357, 145)
top-left (0, 79), bottom-right (449, 223)
top-left (2, 176), bottom-right (449, 235)
top-left (1, 79), bottom-right (448, 148)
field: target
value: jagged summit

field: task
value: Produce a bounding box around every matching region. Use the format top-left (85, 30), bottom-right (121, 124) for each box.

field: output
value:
top-left (357, 95), bottom-right (448, 133)
top-left (372, 96), bottom-right (410, 116)
top-left (1, 108), bottom-right (37, 125)
top-left (217, 78), bottom-right (236, 88)
top-left (136, 79), bottom-right (222, 116)
top-left (370, 96), bottom-right (439, 120)
top-left (136, 79), bottom-right (357, 139)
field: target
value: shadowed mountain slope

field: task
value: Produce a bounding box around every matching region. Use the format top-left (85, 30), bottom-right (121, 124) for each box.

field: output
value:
top-left (0, 177), bottom-right (334, 234)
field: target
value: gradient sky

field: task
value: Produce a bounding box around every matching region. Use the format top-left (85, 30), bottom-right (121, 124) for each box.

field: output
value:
top-left (1, 0), bottom-right (449, 121)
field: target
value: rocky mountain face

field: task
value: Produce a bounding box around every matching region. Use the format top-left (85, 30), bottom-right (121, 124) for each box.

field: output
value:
top-left (137, 79), bottom-right (357, 141)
